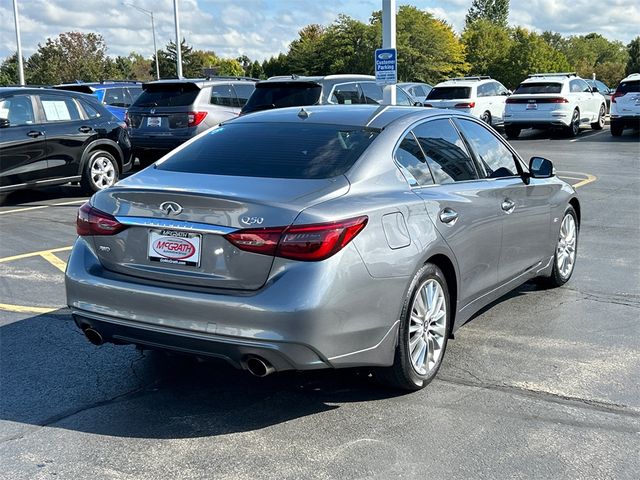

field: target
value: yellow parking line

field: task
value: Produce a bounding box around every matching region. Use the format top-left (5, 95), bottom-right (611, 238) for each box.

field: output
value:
top-left (0, 246), bottom-right (72, 263)
top-left (40, 252), bottom-right (68, 273)
top-left (573, 174), bottom-right (597, 188)
top-left (0, 303), bottom-right (58, 314)
top-left (0, 199), bottom-right (85, 216)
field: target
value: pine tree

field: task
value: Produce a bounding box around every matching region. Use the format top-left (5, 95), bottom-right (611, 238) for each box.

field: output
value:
top-left (465, 0), bottom-right (510, 28)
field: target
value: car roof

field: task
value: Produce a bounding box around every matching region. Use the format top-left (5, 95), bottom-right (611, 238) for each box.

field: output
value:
top-left (620, 73), bottom-right (640, 82)
top-left (230, 104), bottom-right (447, 130)
top-left (143, 77), bottom-right (257, 88)
top-left (521, 73), bottom-right (581, 84)
top-left (260, 74), bottom-right (375, 84)
top-left (0, 86), bottom-right (93, 97)
top-left (432, 77), bottom-right (495, 88)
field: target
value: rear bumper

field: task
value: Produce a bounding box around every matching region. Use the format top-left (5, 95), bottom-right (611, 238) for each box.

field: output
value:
top-left (504, 109), bottom-right (572, 128)
top-left (129, 135), bottom-right (192, 152)
top-left (65, 237), bottom-right (406, 371)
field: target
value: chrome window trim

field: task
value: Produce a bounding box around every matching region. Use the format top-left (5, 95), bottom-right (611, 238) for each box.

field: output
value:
top-left (115, 216), bottom-right (237, 235)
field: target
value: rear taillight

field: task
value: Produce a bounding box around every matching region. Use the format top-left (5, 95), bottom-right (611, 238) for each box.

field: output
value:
top-left (454, 102), bottom-right (476, 108)
top-left (611, 91), bottom-right (624, 103)
top-left (77, 202), bottom-right (126, 236)
top-left (506, 97), bottom-right (569, 104)
top-left (225, 216), bottom-right (368, 262)
top-left (188, 111), bottom-right (208, 127)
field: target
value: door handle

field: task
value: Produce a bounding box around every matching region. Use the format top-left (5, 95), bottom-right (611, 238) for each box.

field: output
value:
top-left (27, 130), bottom-right (44, 138)
top-left (501, 199), bottom-right (516, 214)
top-left (439, 208), bottom-right (458, 226)
top-left (78, 126), bottom-right (93, 133)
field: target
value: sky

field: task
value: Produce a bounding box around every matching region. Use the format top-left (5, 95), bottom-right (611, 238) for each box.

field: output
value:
top-left (1, 0), bottom-right (638, 62)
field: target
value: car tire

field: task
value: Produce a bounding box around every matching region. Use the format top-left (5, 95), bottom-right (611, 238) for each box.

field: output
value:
top-left (81, 150), bottom-right (120, 194)
top-left (610, 121), bottom-right (624, 136)
top-left (377, 263), bottom-right (450, 391)
top-left (538, 205), bottom-right (579, 288)
top-left (566, 109), bottom-right (581, 137)
top-left (480, 111), bottom-right (492, 126)
top-left (591, 105), bottom-right (605, 130)
top-left (505, 125), bottom-right (521, 139)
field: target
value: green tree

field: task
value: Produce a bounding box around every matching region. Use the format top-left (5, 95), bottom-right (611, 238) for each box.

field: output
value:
top-left (462, 19), bottom-right (512, 78)
top-left (318, 15), bottom-right (376, 75)
top-left (626, 36), bottom-right (640, 75)
top-left (249, 60), bottom-right (265, 79)
top-left (560, 33), bottom-right (628, 85)
top-left (0, 54), bottom-right (21, 85)
top-left (262, 53), bottom-right (290, 78)
top-left (287, 24), bottom-right (327, 75)
top-left (465, 0), bottom-right (510, 28)
top-left (154, 39), bottom-right (205, 78)
top-left (215, 58), bottom-right (245, 77)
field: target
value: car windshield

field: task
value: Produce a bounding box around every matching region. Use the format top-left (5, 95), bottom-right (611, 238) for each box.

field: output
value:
top-left (616, 80), bottom-right (640, 94)
top-left (426, 87), bottom-right (471, 100)
top-left (133, 84), bottom-right (200, 107)
top-left (157, 122), bottom-right (379, 179)
top-left (242, 82), bottom-right (322, 113)
top-left (514, 83), bottom-right (563, 94)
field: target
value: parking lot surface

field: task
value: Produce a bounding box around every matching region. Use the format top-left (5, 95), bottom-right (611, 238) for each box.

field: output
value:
top-left (1, 126), bottom-right (639, 479)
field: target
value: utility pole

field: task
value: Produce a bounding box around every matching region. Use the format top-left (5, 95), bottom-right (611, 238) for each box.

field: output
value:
top-left (12, 0), bottom-right (25, 85)
top-left (123, 3), bottom-right (160, 80)
top-left (382, 0), bottom-right (397, 105)
top-left (173, 0), bottom-right (183, 78)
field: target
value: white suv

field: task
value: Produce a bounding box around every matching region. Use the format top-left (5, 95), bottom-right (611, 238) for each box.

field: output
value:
top-left (610, 73), bottom-right (640, 136)
top-left (424, 76), bottom-right (510, 127)
top-left (504, 72), bottom-right (607, 138)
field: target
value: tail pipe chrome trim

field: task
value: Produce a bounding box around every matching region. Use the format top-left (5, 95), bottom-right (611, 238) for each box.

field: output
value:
top-left (83, 327), bottom-right (104, 346)
top-left (245, 356), bottom-right (276, 377)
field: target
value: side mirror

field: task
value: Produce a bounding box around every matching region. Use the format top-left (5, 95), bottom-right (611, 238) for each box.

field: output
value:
top-left (413, 101), bottom-right (424, 107)
top-left (501, 90), bottom-right (510, 96)
top-left (591, 86), bottom-right (599, 93)
top-left (529, 156), bottom-right (554, 178)
top-left (0, 118), bottom-right (9, 128)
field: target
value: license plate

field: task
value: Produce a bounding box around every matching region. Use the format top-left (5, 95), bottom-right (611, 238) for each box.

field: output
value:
top-left (148, 229), bottom-right (201, 267)
top-left (146, 116), bottom-right (161, 127)
top-left (526, 103), bottom-right (537, 110)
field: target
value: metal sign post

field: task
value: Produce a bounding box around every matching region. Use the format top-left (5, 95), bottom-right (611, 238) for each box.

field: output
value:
top-left (12, 0), bottom-right (25, 85)
top-left (380, 0), bottom-right (397, 105)
top-left (173, 0), bottom-right (183, 78)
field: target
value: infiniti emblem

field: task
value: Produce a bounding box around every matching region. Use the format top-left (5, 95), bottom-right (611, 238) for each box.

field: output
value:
top-left (160, 201), bottom-right (183, 216)
top-left (150, 108), bottom-right (156, 114)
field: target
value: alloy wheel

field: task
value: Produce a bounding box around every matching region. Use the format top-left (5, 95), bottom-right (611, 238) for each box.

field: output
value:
top-left (90, 156), bottom-right (116, 189)
top-left (556, 213), bottom-right (577, 278)
top-left (571, 110), bottom-right (580, 136)
top-left (408, 279), bottom-right (447, 375)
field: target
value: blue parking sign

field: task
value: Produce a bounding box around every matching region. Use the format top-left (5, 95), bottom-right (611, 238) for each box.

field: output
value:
top-left (375, 48), bottom-right (397, 85)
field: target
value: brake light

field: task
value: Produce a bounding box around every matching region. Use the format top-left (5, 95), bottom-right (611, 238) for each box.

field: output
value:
top-left (548, 97), bottom-right (569, 103)
top-left (611, 91), bottom-right (624, 103)
top-left (506, 97), bottom-right (569, 104)
top-left (77, 202), bottom-right (126, 236)
top-left (454, 102), bottom-right (475, 108)
top-left (188, 111), bottom-right (208, 127)
top-left (225, 216), bottom-right (368, 262)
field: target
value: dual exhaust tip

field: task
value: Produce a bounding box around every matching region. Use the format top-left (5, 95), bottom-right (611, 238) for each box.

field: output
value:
top-left (82, 327), bottom-right (275, 378)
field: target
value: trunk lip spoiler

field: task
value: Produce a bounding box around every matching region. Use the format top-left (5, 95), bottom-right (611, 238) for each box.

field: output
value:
top-left (114, 216), bottom-right (238, 235)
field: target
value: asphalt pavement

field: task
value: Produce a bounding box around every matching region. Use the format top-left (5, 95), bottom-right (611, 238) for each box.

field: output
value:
top-left (0, 125), bottom-right (639, 479)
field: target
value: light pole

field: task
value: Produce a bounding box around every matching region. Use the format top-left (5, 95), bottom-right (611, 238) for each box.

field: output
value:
top-left (12, 0), bottom-right (25, 85)
top-left (123, 2), bottom-right (160, 79)
top-left (173, 0), bottom-right (183, 78)
top-left (382, 0), bottom-right (397, 105)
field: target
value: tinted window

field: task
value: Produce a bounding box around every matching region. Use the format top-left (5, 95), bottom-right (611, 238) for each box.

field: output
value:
top-left (210, 84), bottom-right (236, 107)
top-left (80, 100), bottom-right (102, 119)
top-left (330, 83), bottom-right (364, 104)
top-left (103, 88), bottom-right (128, 107)
top-left (360, 82), bottom-right (383, 104)
top-left (616, 80), bottom-right (640, 94)
top-left (242, 82), bottom-right (321, 114)
top-left (134, 84), bottom-right (200, 107)
top-left (233, 83), bottom-right (255, 107)
top-left (395, 133), bottom-right (434, 187)
top-left (570, 79), bottom-right (590, 93)
top-left (514, 83), bottom-right (562, 94)
top-left (39, 95), bottom-right (81, 122)
top-left (0, 95), bottom-right (35, 126)
top-left (412, 119), bottom-right (478, 183)
top-left (127, 87), bottom-right (142, 103)
top-left (157, 123), bottom-right (379, 179)
top-left (427, 87), bottom-right (471, 100)
top-left (395, 87), bottom-right (413, 106)
top-left (477, 83), bottom-right (492, 97)
top-left (456, 119), bottom-right (519, 178)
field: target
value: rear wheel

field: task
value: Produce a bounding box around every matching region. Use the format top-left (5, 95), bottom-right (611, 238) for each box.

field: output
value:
top-left (480, 111), bottom-right (492, 126)
top-left (378, 263), bottom-right (450, 391)
top-left (591, 104), bottom-right (605, 130)
top-left (565, 109), bottom-right (581, 137)
top-left (81, 150), bottom-right (119, 194)
top-left (610, 121), bottom-right (624, 136)
top-left (505, 125), bottom-right (521, 139)
top-left (538, 206), bottom-right (578, 288)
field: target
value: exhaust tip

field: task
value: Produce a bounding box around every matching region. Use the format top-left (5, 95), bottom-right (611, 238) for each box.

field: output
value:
top-left (246, 356), bottom-right (275, 377)
top-left (83, 327), bottom-right (103, 346)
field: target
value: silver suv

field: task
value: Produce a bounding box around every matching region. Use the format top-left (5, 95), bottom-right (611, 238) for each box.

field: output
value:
top-left (127, 77), bottom-right (256, 166)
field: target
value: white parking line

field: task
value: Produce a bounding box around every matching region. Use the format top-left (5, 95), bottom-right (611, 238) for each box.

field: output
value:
top-left (569, 130), bottom-right (607, 142)
top-left (0, 199), bottom-right (86, 216)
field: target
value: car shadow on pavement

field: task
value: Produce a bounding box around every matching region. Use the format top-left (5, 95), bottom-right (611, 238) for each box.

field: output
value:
top-left (0, 311), bottom-right (403, 440)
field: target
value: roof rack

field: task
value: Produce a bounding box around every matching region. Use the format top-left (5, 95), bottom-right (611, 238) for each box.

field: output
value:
top-left (527, 72), bottom-right (577, 78)
top-left (98, 79), bottom-right (143, 84)
top-left (448, 76), bottom-right (491, 81)
top-left (203, 75), bottom-right (259, 82)
top-left (3, 84), bottom-right (51, 88)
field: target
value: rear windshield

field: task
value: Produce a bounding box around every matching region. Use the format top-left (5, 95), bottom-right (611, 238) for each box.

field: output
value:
top-left (514, 83), bottom-right (562, 94)
top-left (241, 82), bottom-right (322, 114)
top-left (426, 87), bottom-right (471, 100)
top-left (157, 122), bottom-right (378, 179)
top-left (133, 84), bottom-right (200, 107)
top-left (616, 80), bottom-right (640, 94)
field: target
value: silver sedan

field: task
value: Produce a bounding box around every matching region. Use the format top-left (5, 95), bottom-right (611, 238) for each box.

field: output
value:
top-left (65, 105), bottom-right (580, 391)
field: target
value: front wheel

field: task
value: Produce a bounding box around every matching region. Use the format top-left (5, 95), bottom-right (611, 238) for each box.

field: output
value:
top-left (81, 150), bottom-right (120, 194)
top-left (539, 206), bottom-right (579, 288)
top-left (378, 263), bottom-right (450, 391)
top-left (591, 105), bottom-right (605, 130)
top-left (505, 125), bottom-right (521, 139)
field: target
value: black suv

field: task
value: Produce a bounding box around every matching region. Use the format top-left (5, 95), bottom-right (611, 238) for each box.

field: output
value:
top-left (127, 77), bottom-right (256, 166)
top-left (0, 87), bottom-right (131, 202)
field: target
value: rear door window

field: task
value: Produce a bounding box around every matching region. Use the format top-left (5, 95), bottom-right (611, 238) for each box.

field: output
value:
top-left (79, 100), bottom-right (102, 119)
top-left (39, 95), bottom-right (82, 122)
top-left (232, 83), bottom-right (255, 107)
top-left (395, 87), bottom-right (413, 106)
top-left (427, 87), bottom-right (471, 100)
top-left (157, 122), bottom-right (379, 179)
top-left (210, 84), bottom-right (236, 107)
top-left (360, 82), bottom-right (383, 104)
top-left (0, 95), bottom-right (36, 126)
top-left (133, 84), bottom-right (200, 107)
top-left (411, 119), bottom-right (478, 184)
top-left (330, 83), bottom-right (365, 105)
